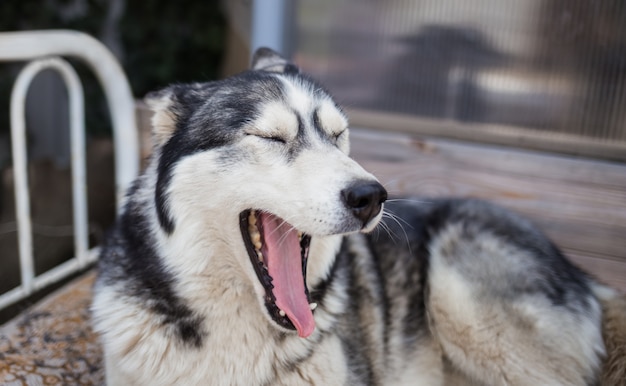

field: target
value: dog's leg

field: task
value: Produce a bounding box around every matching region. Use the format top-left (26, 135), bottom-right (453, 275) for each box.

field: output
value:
top-left (425, 222), bottom-right (605, 386)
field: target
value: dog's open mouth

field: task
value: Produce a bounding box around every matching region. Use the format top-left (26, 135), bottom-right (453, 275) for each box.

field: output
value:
top-left (239, 210), bottom-right (316, 338)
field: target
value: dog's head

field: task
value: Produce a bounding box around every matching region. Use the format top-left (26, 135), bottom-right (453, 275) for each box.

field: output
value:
top-left (145, 48), bottom-right (386, 338)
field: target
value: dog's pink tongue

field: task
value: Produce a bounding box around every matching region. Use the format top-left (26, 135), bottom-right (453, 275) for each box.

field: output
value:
top-left (260, 213), bottom-right (315, 338)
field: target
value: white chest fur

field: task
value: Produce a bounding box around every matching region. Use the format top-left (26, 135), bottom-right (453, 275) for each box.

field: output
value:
top-left (96, 281), bottom-right (348, 386)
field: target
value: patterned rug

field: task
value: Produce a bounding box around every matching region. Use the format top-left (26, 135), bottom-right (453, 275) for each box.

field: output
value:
top-left (0, 271), bottom-right (104, 385)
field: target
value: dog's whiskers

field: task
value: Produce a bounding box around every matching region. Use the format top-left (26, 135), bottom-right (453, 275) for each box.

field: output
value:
top-left (373, 219), bottom-right (395, 242)
top-left (378, 210), bottom-right (414, 256)
top-left (385, 197), bottom-right (431, 206)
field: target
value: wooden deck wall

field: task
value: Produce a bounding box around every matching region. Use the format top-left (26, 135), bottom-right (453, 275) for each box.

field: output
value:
top-left (350, 129), bottom-right (626, 292)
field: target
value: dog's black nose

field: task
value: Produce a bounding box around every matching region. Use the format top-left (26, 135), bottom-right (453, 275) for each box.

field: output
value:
top-left (341, 181), bottom-right (387, 225)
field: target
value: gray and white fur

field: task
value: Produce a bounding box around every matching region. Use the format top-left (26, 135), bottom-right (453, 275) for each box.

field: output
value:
top-left (92, 48), bottom-right (626, 385)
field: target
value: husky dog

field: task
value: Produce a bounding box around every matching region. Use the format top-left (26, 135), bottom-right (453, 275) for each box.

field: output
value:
top-left (92, 48), bottom-right (626, 385)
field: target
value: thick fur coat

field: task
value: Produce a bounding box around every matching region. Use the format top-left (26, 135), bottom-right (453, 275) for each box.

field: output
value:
top-left (92, 48), bottom-right (626, 385)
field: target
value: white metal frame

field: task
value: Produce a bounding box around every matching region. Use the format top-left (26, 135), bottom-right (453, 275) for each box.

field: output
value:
top-left (0, 30), bottom-right (139, 310)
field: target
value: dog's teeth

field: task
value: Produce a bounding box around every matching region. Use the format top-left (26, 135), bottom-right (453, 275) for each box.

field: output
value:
top-left (309, 302), bottom-right (318, 311)
top-left (257, 251), bottom-right (264, 262)
top-left (279, 309), bottom-right (286, 317)
top-left (297, 231), bottom-right (303, 239)
top-left (248, 212), bottom-right (264, 251)
top-left (250, 230), bottom-right (262, 250)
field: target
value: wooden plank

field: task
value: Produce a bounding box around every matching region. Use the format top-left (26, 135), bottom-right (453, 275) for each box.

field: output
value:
top-left (347, 108), bottom-right (626, 162)
top-left (350, 128), bottom-right (626, 292)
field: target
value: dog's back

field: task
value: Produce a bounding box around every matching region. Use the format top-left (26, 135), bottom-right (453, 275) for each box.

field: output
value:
top-left (356, 198), bottom-right (607, 384)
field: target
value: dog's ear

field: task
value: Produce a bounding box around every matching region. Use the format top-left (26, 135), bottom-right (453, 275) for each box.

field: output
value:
top-left (251, 47), bottom-right (300, 74)
top-left (145, 87), bottom-right (178, 147)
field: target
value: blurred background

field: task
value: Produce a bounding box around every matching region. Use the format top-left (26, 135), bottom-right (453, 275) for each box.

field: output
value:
top-left (1, 0), bottom-right (625, 318)
top-left (293, 0), bottom-right (626, 160)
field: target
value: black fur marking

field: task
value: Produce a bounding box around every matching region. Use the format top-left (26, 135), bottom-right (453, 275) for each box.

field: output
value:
top-left (296, 111), bottom-right (306, 141)
top-left (311, 106), bottom-right (346, 147)
top-left (154, 72), bottom-right (292, 233)
top-left (338, 237), bottom-right (384, 385)
top-left (98, 192), bottom-right (205, 347)
top-left (279, 111), bottom-right (311, 163)
top-left (312, 107), bottom-right (324, 138)
top-left (397, 212), bottom-right (431, 348)
top-left (341, 335), bottom-right (378, 385)
top-left (367, 201), bottom-right (430, 351)
top-left (365, 236), bottom-right (392, 359)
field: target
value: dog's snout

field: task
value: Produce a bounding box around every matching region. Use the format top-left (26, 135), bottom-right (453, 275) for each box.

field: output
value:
top-left (341, 181), bottom-right (387, 225)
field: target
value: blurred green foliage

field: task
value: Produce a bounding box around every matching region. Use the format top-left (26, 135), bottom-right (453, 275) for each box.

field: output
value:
top-left (0, 0), bottom-right (226, 137)
top-left (121, 0), bottom-right (226, 97)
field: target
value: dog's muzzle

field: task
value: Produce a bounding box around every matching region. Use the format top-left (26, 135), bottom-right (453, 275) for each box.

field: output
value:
top-left (341, 181), bottom-right (387, 226)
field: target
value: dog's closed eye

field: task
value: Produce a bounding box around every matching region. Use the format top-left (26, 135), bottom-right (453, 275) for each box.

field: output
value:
top-left (246, 132), bottom-right (287, 144)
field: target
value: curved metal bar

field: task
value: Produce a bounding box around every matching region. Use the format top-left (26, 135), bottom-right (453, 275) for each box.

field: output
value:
top-left (0, 29), bottom-right (139, 206)
top-left (10, 57), bottom-right (90, 295)
top-left (0, 30), bottom-right (138, 310)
